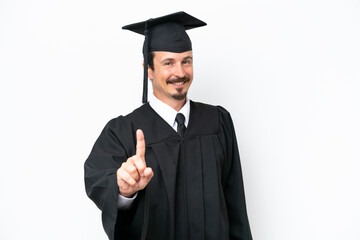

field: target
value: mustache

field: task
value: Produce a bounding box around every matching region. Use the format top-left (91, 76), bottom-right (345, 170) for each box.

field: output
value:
top-left (166, 76), bottom-right (191, 84)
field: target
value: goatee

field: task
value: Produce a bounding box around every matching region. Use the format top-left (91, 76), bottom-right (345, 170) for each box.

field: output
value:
top-left (171, 90), bottom-right (187, 100)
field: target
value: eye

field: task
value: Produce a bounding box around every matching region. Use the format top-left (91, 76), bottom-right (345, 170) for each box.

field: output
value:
top-left (183, 59), bottom-right (192, 65)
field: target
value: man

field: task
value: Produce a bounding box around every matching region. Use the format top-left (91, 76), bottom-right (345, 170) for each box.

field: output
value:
top-left (84, 11), bottom-right (252, 240)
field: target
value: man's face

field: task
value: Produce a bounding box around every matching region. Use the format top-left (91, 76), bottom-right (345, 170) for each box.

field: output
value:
top-left (148, 51), bottom-right (193, 105)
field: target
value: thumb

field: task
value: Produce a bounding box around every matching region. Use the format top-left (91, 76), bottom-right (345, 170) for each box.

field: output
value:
top-left (143, 167), bottom-right (154, 180)
top-left (138, 167), bottom-right (154, 189)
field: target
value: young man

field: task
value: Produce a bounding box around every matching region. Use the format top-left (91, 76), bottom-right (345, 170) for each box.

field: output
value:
top-left (84, 12), bottom-right (252, 240)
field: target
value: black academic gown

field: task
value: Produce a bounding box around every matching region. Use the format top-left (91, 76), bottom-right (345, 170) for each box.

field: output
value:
top-left (84, 101), bottom-right (252, 240)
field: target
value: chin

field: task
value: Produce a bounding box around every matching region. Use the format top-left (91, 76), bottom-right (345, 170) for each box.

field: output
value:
top-left (171, 92), bottom-right (187, 101)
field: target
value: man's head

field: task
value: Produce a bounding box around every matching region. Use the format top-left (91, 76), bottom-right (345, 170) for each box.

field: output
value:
top-left (122, 11), bottom-right (206, 103)
top-left (147, 51), bottom-right (193, 106)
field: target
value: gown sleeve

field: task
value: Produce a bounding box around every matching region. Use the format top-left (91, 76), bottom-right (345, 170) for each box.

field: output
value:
top-left (218, 107), bottom-right (253, 240)
top-left (84, 117), bottom-right (136, 240)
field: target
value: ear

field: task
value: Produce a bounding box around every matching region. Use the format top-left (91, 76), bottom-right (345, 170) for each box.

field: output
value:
top-left (143, 62), bottom-right (154, 80)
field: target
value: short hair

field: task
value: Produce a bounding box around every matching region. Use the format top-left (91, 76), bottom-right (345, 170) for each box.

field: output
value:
top-left (148, 52), bottom-right (155, 70)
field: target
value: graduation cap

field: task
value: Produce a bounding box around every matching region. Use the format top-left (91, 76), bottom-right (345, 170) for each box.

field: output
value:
top-left (122, 11), bottom-right (207, 103)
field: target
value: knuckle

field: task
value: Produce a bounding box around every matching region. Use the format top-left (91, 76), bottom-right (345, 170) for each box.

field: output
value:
top-left (128, 165), bottom-right (137, 173)
top-left (128, 156), bottom-right (136, 163)
top-left (117, 169), bottom-right (124, 178)
top-left (134, 158), bottom-right (144, 167)
top-left (121, 162), bottom-right (127, 168)
top-left (124, 174), bottom-right (136, 185)
top-left (119, 174), bottom-right (126, 182)
top-left (128, 180), bottom-right (136, 187)
top-left (138, 164), bottom-right (146, 172)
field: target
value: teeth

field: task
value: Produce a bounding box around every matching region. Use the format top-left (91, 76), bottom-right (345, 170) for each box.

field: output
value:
top-left (174, 82), bottom-right (184, 85)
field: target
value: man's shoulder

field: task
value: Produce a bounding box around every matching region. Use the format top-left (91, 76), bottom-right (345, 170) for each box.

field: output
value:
top-left (101, 104), bottom-right (147, 132)
top-left (107, 103), bottom-right (150, 123)
top-left (124, 103), bottom-right (151, 119)
top-left (187, 100), bottom-right (234, 134)
top-left (190, 100), bottom-right (231, 117)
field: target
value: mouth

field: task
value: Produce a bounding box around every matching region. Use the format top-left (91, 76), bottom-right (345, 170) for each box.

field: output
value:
top-left (166, 77), bottom-right (190, 87)
top-left (171, 81), bottom-right (186, 86)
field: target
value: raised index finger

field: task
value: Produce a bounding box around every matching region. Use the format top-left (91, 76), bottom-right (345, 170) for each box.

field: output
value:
top-left (136, 129), bottom-right (146, 160)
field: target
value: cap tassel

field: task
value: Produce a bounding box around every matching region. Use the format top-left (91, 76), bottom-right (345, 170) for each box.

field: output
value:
top-left (142, 20), bottom-right (151, 104)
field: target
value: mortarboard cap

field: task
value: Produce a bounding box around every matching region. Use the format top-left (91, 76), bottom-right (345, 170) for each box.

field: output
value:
top-left (122, 11), bottom-right (207, 103)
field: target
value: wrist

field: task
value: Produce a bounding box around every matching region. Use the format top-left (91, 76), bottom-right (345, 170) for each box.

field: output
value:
top-left (119, 190), bottom-right (136, 198)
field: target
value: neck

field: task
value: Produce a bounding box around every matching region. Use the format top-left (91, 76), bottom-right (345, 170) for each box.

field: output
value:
top-left (169, 99), bottom-right (186, 112)
top-left (154, 95), bottom-right (186, 112)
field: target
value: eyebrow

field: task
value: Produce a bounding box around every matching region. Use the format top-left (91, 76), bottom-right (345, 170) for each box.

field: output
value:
top-left (160, 58), bottom-right (174, 64)
top-left (160, 56), bottom-right (193, 64)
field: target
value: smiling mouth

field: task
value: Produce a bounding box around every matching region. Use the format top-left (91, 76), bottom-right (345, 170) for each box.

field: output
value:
top-left (173, 81), bottom-right (186, 86)
top-left (166, 76), bottom-right (190, 86)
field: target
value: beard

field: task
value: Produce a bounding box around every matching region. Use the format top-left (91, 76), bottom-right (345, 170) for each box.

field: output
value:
top-left (171, 90), bottom-right (188, 100)
top-left (166, 75), bottom-right (191, 101)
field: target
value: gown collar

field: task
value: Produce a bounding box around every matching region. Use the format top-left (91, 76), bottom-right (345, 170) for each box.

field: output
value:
top-left (148, 94), bottom-right (190, 131)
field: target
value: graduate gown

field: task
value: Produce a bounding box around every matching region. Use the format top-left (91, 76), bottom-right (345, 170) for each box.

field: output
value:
top-left (84, 101), bottom-right (252, 240)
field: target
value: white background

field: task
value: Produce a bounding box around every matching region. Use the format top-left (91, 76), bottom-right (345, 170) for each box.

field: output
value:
top-left (1, 0), bottom-right (359, 239)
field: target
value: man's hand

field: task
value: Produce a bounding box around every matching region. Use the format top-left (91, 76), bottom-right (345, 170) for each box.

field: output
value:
top-left (117, 129), bottom-right (154, 198)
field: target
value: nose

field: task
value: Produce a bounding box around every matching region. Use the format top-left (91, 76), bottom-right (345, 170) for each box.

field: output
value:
top-left (174, 63), bottom-right (186, 78)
